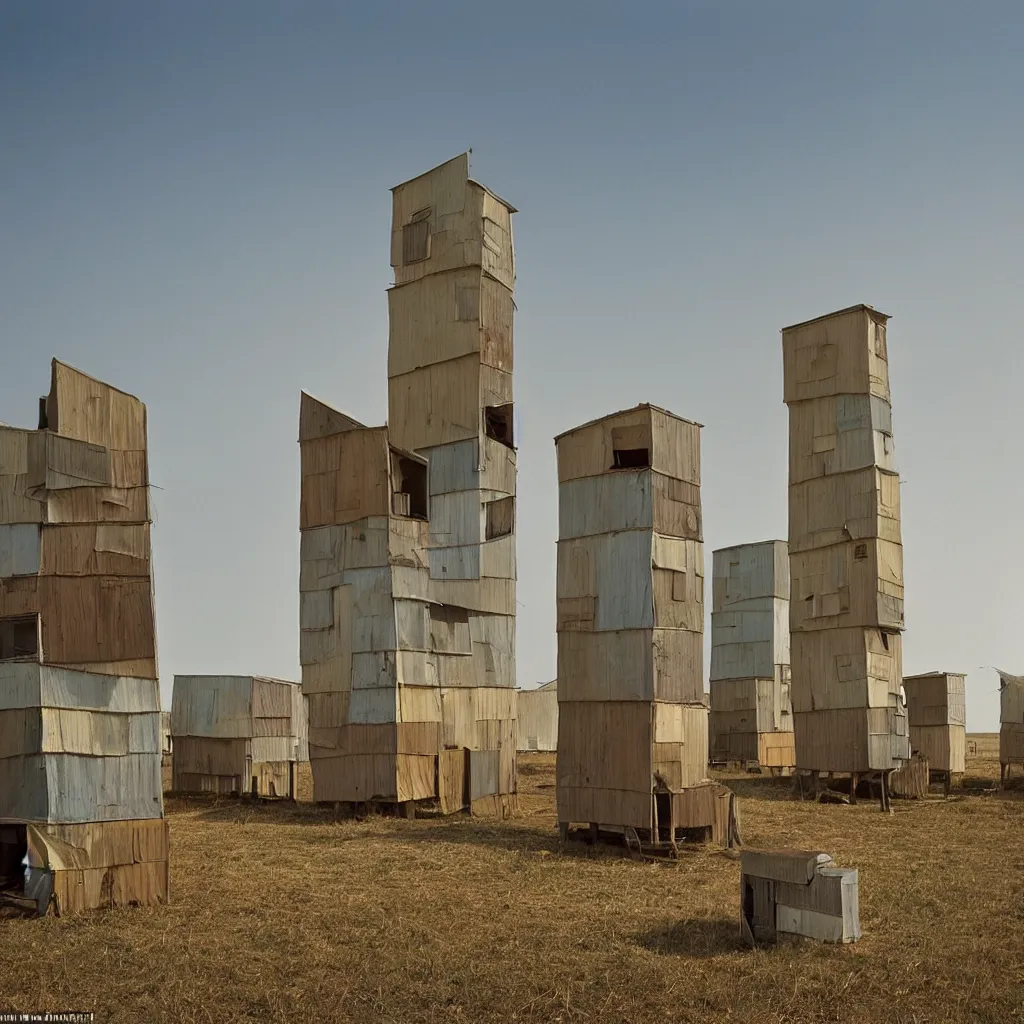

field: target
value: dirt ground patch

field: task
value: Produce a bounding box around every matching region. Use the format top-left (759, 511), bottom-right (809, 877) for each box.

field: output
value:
top-left (1, 754), bottom-right (1022, 1023)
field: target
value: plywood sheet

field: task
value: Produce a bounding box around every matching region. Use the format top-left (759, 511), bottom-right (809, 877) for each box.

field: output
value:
top-left (782, 305), bottom-right (890, 404)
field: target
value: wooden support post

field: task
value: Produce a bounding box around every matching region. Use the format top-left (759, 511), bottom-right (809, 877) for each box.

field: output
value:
top-left (849, 773), bottom-right (859, 805)
top-left (1000, 763), bottom-right (1007, 790)
top-left (558, 821), bottom-right (569, 843)
top-left (251, 775), bottom-right (259, 802)
top-left (813, 771), bottom-right (821, 800)
top-left (401, 801), bottom-right (416, 820)
top-left (881, 771), bottom-right (892, 814)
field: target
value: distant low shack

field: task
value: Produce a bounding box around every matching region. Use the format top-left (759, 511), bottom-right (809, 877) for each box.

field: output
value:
top-left (516, 681), bottom-right (557, 752)
top-left (902, 672), bottom-right (966, 783)
top-left (171, 675), bottom-right (307, 798)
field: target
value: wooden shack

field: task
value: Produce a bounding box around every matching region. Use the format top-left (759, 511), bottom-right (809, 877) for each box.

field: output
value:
top-left (998, 670), bottom-right (1024, 784)
top-left (516, 681), bottom-right (558, 752)
top-left (709, 541), bottom-right (794, 770)
top-left (0, 360), bottom-right (168, 914)
top-left (740, 848), bottom-right (860, 945)
top-left (300, 154), bottom-right (517, 815)
top-left (171, 675), bottom-right (304, 798)
top-left (783, 306), bottom-right (909, 805)
top-left (554, 405), bottom-right (736, 849)
top-left (902, 671), bottom-right (966, 785)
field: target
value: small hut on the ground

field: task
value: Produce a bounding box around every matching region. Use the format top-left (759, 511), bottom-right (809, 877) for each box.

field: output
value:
top-left (516, 681), bottom-right (557, 752)
top-left (171, 675), bottom-right (306, 798)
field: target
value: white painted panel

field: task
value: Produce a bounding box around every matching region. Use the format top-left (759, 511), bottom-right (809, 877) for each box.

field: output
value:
top-left (429, 544), bottom-right (480, 581)
top-left (300, 590), bottom-right (333, 631)
top-left (171, 676), bottom-right (252, 738)
top-left (0, 666), bottom-right (161, 715)
top-left (348, 686), bottom-right (398, 724)
top-left (0, 523), bottom-right (41, 576)
top-left (429, 490), bottom-right (481, 547)
top-left (396, 649), bottom-right (439, 687)
top-left (775, 905), bottom-right (846, 943)
top-left (426, 439), bottom-right (479, 495)
top-left (251, 736), bottom-right (294, 763)
top-left (516, 686), bottom-right (558, 751)
top-left (558, 471), bottom-right (651, 540)
top-left (480, 534), bottom-right (516, 579)
top-left (0, 752), bottom-right (165, 823)
top-left (394, 599), bottom-right (430, 650)
top-left (594, 531), bottom-right (654, 631)
top-left (345, 567), bottom-right (396, 652)
top-left (709, 641), bottom-right (775, 682)
top-left (351, 651), bottom-right (395, 690)
top-left (712, 541), bottom-right (788, 608)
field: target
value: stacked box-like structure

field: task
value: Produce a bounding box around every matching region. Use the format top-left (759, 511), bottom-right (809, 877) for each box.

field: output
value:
top-left (0, 360), bottom-right (168, 914)
top-left (783, 306), bottom-right (910, 778)
top-left (516, 681), bottom-right (558, 752)
top-left (709, 541), bottom-right (794, 769)
top-left (998, 670), bottom-right (1024, 781)
top-left (554, 405), bottom-right (734, 845)
top-left (902, 672), bottom-right (966, 778)
top-left (300, 154), bottom-right (517, 814)
top-left (740, 848), bottom-right (861, 945)
top-left (171, 675), bottom-right (306, 798)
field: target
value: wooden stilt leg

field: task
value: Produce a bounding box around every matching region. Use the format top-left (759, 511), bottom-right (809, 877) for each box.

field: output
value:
top-left (849, 773), bottom-right (859, 805)
top-left (558, 821), bottom-right (569, 842)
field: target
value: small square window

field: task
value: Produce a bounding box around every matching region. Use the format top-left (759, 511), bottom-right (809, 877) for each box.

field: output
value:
top-left (485, 496), bottom-right (514, 539)
top-left (484, 404), bottom-right (514, 448)
top-left (402, 208), bottom-right (431, 264)
top-left (0, 616), bottom-right (38, 662)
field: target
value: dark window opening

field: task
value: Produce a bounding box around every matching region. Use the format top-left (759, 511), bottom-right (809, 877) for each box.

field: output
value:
top-left (0, 616), bottom-right (38, 662)
top-left (402, 208), bottom-right (431, 264)
top-left (484, 404), bottom-right (514, 448)
top-left (485, 496), bottom-right (514, 540)
top-left (37, 398), bottom-right (48, 431)
top-left (613, 447), bottom-right (650, 469)
top-left (391, 454), bottom-right (427, 520)
top-left (853, 543), bottom-right (868, 560)
top-left (880, 631), bottom-right (891, 652)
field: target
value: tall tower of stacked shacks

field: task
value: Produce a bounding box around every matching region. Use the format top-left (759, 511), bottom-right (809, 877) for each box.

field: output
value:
top-left (783, 305), bottom-right (909, 799)
top-left (709, 540), bottom-right (795, 771)
top-left (0, 360), bottom-right (167, 913)
top-left (300, 154), bottom-right (517, 815)
top-left (554, 405), bottom-right (735, 848)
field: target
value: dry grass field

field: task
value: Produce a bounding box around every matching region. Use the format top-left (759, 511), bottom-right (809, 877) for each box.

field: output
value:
top-left (1, 753), bottom-right (1023, 1023)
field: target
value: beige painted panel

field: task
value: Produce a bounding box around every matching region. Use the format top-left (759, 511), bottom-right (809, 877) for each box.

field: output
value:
top-left (782, 305), bottom-right (890, 404)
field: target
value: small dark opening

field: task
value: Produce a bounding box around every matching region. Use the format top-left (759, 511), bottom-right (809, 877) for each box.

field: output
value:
top-left (880, 631), bottom-right (891, 652)
top-left (0, 616), bottom-right (38, 662)
top-left (37, 397), bottom-right (48, 430)
top-left (655, 791), bottom-right (671, 843)
top-left (743, 882), bottom-right (755, 931)
top-left (612, 447), bottom-right (650, 469)
top-left (0, 826), bottom-right (26, 892)
top-left (393, 456), bottom-right (427, 520)
top-left (484, 404), bottom-right (514, 448)
top-left (485, 496), bottom-right (514, 540)
top-left (853, 543), bottom-right (868, 560)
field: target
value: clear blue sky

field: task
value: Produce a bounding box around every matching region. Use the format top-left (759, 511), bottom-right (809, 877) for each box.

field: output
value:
top-left (2, 2), bottom-right (1021, 729)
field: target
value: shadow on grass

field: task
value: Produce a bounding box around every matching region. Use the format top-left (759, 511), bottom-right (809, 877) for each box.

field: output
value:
top-left (633, 917), bottom-right (744, 958)
top-left (713, 775), bottom-right (797, 803)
